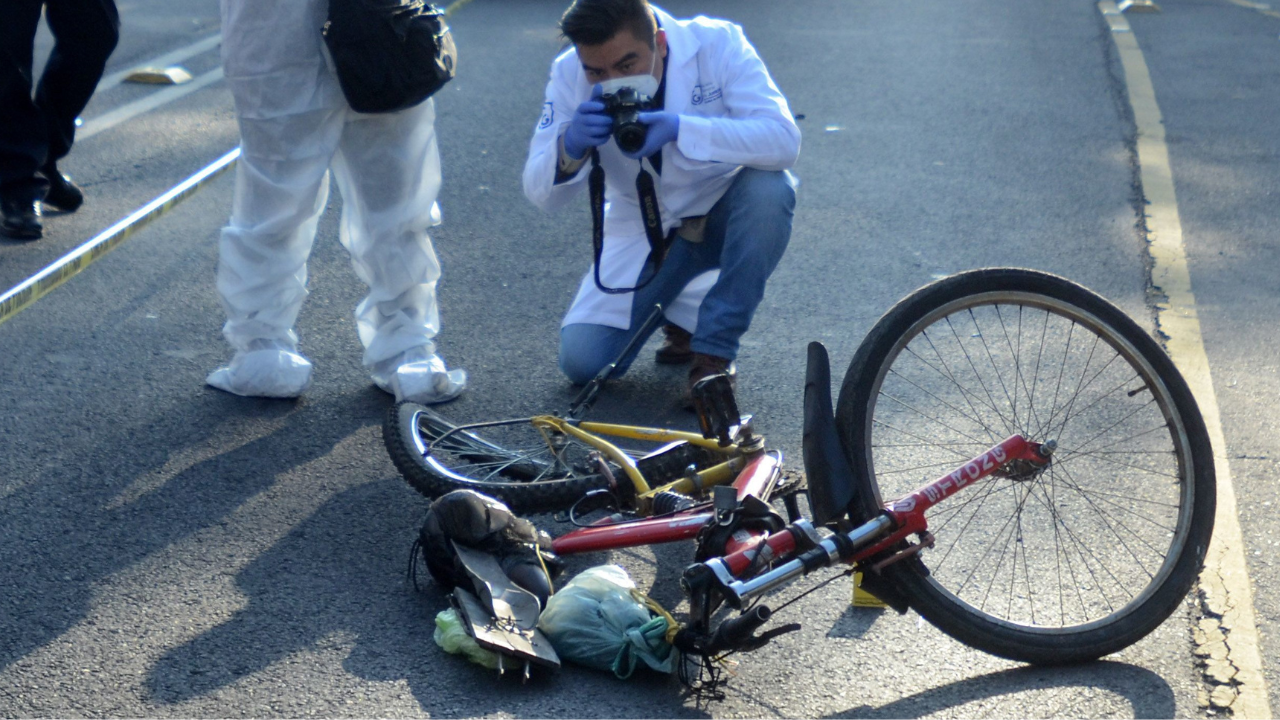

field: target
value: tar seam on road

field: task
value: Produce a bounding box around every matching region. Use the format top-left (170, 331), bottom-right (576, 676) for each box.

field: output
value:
top-left (0, 148), bottom-right (241, 328)
top-left (1099, 3), bottom-right (1272, 717)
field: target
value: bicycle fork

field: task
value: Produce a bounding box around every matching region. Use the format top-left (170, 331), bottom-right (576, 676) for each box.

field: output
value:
top-left (684, 434), bottom-right (1055, 613)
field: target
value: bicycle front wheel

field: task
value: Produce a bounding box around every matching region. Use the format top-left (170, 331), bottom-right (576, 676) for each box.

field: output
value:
top-left (384, 403), bottom-right (613, 513)
top-left (836, 268), bottom-right (1215, 664)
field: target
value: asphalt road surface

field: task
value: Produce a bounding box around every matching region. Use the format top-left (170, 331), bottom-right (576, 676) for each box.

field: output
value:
top-left (1, 0), bottom-right (1277, 717)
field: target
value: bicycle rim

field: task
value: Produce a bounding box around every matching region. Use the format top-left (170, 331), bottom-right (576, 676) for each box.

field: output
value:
top-left (384, 403), bottom-right (621, 512)
top-left (417, 410), bottom-right (653, 486)
top-left (838, 270), bottom-right (1213, 659)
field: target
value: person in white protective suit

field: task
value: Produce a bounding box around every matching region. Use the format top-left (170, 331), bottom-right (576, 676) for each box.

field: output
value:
top-left (525, 0), bottom-right (799, 404)
top-left (206, 0), bottom-right (466, 403)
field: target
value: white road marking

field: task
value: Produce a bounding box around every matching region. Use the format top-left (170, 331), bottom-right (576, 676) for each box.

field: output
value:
top-left (1218, 0), bottom-right (1280, 18)
top-left (95, 33), bottom-right (223, 94)
top-left (1099, 3), bottom-right (1272, 717)
top-left (77, 67), bottom-right (225, 142)
top-left (444, 0), bottom-right (477, 16)
top-left (4, 2), bottom-right (482, 323)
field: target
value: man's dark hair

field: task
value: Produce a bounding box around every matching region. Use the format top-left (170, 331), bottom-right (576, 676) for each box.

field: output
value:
top-left (560, 0), bottom-right (656, 47)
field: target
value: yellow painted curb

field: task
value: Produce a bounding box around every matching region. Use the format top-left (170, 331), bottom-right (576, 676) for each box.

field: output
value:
top-left (1099, 3), bottom-right (1272, 717)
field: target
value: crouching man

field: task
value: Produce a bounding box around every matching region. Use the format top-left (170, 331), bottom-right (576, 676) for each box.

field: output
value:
top-left (524, 0), bottom-right (800, 405)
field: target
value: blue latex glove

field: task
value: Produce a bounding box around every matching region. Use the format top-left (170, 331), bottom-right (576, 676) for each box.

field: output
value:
top-left (620, 111), bottom-right (680, 160)
top-left (563, 86), bottom-right (613, 160)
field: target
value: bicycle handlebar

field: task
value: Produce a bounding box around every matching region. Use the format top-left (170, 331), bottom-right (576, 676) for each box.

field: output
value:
top-left (706, 605), bottom-right (772, 653)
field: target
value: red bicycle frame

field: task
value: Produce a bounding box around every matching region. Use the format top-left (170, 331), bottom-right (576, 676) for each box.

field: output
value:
top-left (550, 452), bottom-right (783, 556)
top-left (547, 434), bottom-right (1051, 611)
top-left (704, 435), bottom-right (1052, 604)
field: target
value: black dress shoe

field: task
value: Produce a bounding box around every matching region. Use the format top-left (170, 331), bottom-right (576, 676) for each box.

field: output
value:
top-left (40, 165), bottom-right (84, 212)
top-left (0, 198), bottom-right (42, 241)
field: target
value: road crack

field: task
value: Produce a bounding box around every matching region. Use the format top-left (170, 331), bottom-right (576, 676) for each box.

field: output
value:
top-left (1100, 5), bottom-right (1261, 715)
top-left (1195, 570), bottom-right (1245, 715)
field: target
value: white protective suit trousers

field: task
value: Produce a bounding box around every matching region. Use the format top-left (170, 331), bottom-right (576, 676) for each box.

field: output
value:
top-left (216, 0), bottom-right (451, 385)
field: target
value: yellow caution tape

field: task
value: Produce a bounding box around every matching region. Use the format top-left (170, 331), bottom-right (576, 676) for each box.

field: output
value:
top-left (0, 147), bottom-right (240, 329)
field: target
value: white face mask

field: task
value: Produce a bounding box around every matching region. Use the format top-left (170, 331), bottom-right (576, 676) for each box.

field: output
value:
top-left (597, 49), bottom-right (659, 100)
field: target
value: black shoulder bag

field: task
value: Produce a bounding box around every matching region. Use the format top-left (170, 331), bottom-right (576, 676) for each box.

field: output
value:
top-left (588, 150), bottom-right (676, 294)
top-left (322, 0), bottom-right (457, 114)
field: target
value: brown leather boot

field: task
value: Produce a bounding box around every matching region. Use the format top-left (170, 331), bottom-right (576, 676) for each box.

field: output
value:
top-left (683, 353), bottom-right (736, 409)
top-left (655, 323), bottom-right (694, 364)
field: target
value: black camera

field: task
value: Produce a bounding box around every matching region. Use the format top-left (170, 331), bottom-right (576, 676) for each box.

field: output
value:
top-left (601, 86), bottom-right (653, 154)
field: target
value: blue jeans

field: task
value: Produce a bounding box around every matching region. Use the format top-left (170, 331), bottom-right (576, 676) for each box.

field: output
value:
top-left (559, 167), bottom-right (796, 384)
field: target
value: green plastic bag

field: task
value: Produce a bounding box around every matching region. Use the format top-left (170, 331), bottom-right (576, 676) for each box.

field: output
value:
top-left (433, 608), bottom-right (499, 669)
top-left (537, 565), bottom-right (676, 678)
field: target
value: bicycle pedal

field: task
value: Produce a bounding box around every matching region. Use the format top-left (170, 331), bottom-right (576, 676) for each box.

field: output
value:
top-left (692, 373), bottom-right (741, 446)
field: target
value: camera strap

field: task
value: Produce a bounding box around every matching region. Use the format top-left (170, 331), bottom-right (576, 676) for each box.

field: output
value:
top-left (589, 149), bottom-right (674, 295)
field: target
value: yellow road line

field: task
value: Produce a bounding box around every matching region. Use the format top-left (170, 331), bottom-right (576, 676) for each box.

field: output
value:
top-left (0, 148), bottom-right (241, 328)
top-left (1099, 3), bottom-right (1271, 717)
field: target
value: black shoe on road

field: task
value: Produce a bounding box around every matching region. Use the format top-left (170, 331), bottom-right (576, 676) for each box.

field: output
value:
top-left (0, 198), bottom-right (42, 241)
top-left (40, 165), bottom-right (84, 213)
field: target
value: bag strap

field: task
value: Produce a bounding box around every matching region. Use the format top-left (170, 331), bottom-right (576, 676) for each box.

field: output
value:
top-left (590, 149), bottom-right (675, 295)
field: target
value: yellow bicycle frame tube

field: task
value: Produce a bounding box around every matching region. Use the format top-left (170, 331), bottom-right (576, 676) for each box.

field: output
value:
top-left (529, 416), bottom-right (740, 498)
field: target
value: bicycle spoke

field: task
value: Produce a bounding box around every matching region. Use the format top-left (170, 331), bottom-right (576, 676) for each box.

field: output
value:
top-left (876, 390), bottom-right (994, 447)
top-left (1054, 445), bottom-right (1180, 481)
top-left (871, 419), bottom-right (991, 460)
top-left (1051, 462), bottom-right (1160, 587)
top-left (967, 310), bottom-right (1022, 436)
top-left (1046, 464), bottom-right (1179, 542)
top-left (940, 320), bottom-right (1017, 437)
top-left (885, 366), bottom-right (1000, 443)
top-left (861, 282), bottom-right (1198, 635)
top-left (905, 341), bottom-right (1007, 443)
top-left (929, 477), bottom-right (1012, 567)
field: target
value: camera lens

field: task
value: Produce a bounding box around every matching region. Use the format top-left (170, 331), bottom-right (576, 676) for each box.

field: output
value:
top-left (603, 88), bottom-right (650, 154)
top-left (614, 117), bottom-right (647, 154)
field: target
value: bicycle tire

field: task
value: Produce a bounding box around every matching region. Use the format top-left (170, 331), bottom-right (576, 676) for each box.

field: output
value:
top-left (835, 268), bottom-right (1215, 665)
top-left (384, 402), bottom-right (612, 513)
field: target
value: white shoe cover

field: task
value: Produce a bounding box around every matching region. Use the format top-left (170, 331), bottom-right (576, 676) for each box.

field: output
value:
top-left (207, 348), bottom-right (313, 398)
top-left (371, 347), bottom-right (466, 405)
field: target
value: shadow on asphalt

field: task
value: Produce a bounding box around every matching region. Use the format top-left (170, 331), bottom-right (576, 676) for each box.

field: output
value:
top-left (826, 605), bottom-right (885, 641)
top-left (0, 388), bottom-right (373, 675)
top-left (822, 661), bottom-right (1176, 718)
top-left (142, 468), bottom-right (711, 718)
top-left (137, 374), bottom-right (716, 718)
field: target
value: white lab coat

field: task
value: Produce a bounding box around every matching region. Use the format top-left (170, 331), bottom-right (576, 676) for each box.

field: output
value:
top-left (524, 7), bottom-right (801, 332)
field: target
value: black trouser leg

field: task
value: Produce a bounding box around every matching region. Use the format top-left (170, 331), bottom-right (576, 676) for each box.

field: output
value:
top-left (39, 0), bottom-right (120, 164)
top-left (0, 0), bottom-right (48, 201)
top-left (0, 0), bottom-right (119, 202)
